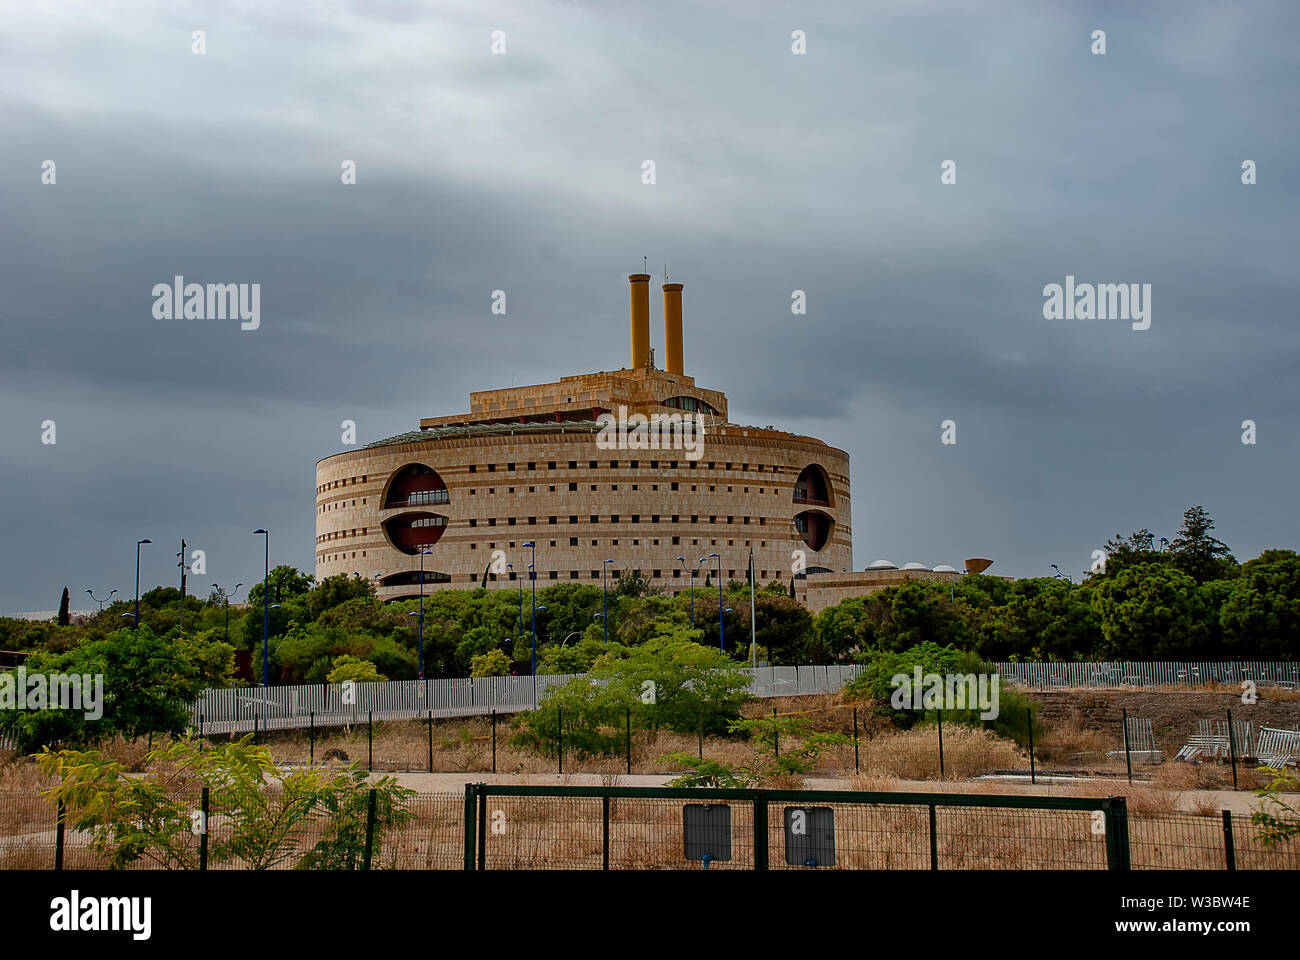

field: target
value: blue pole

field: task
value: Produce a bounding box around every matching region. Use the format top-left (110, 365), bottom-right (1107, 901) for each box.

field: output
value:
top-left (418, 550), bottom-right (426, 679)
top-left (602, 564), bottom-right (608, 644)
top-left (262, 532), bottom-right (269, 686)
top-left (716, 555), bottom-right (723, 650)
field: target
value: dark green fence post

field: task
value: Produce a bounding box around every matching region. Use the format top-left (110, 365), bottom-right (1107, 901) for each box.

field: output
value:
top-left (1122, 708), bottom-right (1133, 784)
top-left (463, 783), bottom-right (476, 871)
top-left (1227, 709), bottom-right (1239, 791)
top-left (367, 711), bottom-right (373, 772)
top-left (1222, 810), bottom-right (1236, 870)
top-left (309, 712), bottom-right (315, 765)
top-left (558, 707), bottom-right (564, 773)
top-left (626, 708), bottom-right (632, 775)
top-left (853, 707), bottom-right (860, 774)
top-left (754, 789), bottom-right (768, 871)
top-left (427, 711), bottom-right (434, 773)
top-left (1027, 707), bottom-right (1036, 785)
top-left (253, 712), bottom-right (258, 745)
top-left (362, 788), bottom-right (377, 871)
top-left (477, 788), bottom-right (488, 870)
top-left (602, 796), bottom-right (611, 870)
top-left (55, 797), bottom-right (65, 871)
top-left (928, 804), bottom-right (938, 870)
top-left (698, 706), bottom-right (704, 759)
top-left (937, 708), bottom-right (945, 780)
top-left (199, 786), bottom-right (209, 871)
top-left (773, 707), bottom-right (779, 758)
top-left (1103, 797), bottom-right (1131, 870)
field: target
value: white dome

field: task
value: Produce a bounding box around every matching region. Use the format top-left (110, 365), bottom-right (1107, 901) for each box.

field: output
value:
top-left (867, 559), bottom-right (897, 570)
top-left (932, 564), bottom-right (958, 573)
top-left (901, 562), bottom-right (930, 571)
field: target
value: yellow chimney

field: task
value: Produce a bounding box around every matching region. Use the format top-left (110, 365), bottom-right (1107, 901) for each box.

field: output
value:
top-left (663, 282), bottom-right (684, 374)
top-left (629, 273), bottom-right (650, 368)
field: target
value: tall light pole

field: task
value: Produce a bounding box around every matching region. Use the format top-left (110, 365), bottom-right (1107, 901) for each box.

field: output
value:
top-left (133, 538), bottom-right (151, 629)
top-left (254, 529), bottom-right (270, 686)
top-left (212, 581), bottom-right (242, 643)
top-left (86, 588), bottom-right (116, 612)
top-left (523, 542), bottom-right (537, 691)
top-left (417, 548), bottom-right (431, 678)
top-left (748, 547), bottom-right (756, 668)
top-left (507, 562), bottom-right (522, 637)
top-left (601, 558), bottom-right (613, 644)
top-left (678, 556), bottom-right (696, 626)
top-left (709, 552), bottom-right (722, 650)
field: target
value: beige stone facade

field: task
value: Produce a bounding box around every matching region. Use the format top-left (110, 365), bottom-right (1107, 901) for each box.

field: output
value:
top-left (316, 374), bottom-right (851, 602)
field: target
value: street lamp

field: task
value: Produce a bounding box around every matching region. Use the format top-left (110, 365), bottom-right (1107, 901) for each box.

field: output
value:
top-left (677, 556), bottom-right (696, 626)
top-left (133, 539), bottom-right (151, 629)
top-left (708, 553), bottom-right (722, 650)
top-left (601, 558), bottom-right (614, 644)
top-left (417, 549), bottom-right (432, 678)
top-left (254, 529), bottom-right (270, 686)
top-left (1050, 563), bottom-right (1073, 590)
top-left (507, 562), bottom-right (523, 637)
top-left (212, 581), bottom-right (243, 644)
top-left (86, 588), bottom-right (116, 612)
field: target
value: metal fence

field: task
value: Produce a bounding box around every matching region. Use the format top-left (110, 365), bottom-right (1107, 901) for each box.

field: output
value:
top-left (189, 665), bottom-right (867, 734)
top-left (992, 661), bottom-right (1300, 690)
top-left (7, 784), bottom-right (1296, 871)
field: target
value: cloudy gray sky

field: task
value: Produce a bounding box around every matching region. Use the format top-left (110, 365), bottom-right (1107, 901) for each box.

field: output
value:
top-left (2, 0), bottom-right (1296, 614)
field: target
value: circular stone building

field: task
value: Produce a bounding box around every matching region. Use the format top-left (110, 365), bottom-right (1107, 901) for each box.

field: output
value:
top-left (315, 275), bottom-right (851, 601)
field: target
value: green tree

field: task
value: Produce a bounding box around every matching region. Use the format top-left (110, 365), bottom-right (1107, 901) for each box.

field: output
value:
top-left (470, 649), bottom-right (511, 677)
top-left (326, 656), bottom-right (386, 684)
top-left (0, 625), bottom-right (206, 751)
top-left (35, 737), bottom-right (414, 870)
top-left (1220, 550), bottom-right (1300, 660)
top-left (1168, 506), bottom-right (1236, 583)
top-left (1090, 563), bottom-right (1212, 659)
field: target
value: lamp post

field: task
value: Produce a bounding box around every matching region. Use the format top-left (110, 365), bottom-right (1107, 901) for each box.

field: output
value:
top-left (708, 552), bottom-right (722, 650)
top-left (417, 549), bottom-right (431, 678)
top-left (254, 529), bottom-right (270, 686)
top-left (86, 588), bottom-right (116, 612)
top-left (1050, 563), bottom-right (1073, 590)
top-left (211, 581), bottom-right (242, 644)
top-left (601, 558), bottom-right (614, 644)
top-left (507, 562), bottom-right (523, 637)
top-left (133, 539), bottom-right (151, 629)
top-left (677, 556), bottom-right (696, 627)
top-left (523, 542), bottom-right (537, 700)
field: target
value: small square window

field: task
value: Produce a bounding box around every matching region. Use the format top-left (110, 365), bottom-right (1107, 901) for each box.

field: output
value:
top-left (470, 519), bottom-right (478, 527)
top-left (569, 460), bottom-right (577, 469)
top-left (488, 464), bottom-right (496, 472)
top-left (489, 519), bottom-right (496, 527)
top-left (610, 460), bottom-right (618, 469)
top-left (570, 571), bottom-right (579, 579)
top-left (528, 462), bottom-right (536, 471)
top-left (508, 463), bottom-right (516, 471)
top-left (508, 517), bottom-right (516, 526)
top-left (569, 482), bottom-right (578, 491)
top-left (548, 461), bottom-right (556, 471)
top-left (589, 460), bottom-right (597, 469)
top-left (570, 537), bottom-right (578, 546)
top-left (549, 516), bottom-right (557, 524)
top-left (469, 464), bottom-right (477, 473)
top-left (591, 515), bottom-right (598, 524)
top-left (569, 515), bottom-right (577, 524)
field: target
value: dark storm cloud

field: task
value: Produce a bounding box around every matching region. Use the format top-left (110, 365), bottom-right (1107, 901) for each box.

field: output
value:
top-left (0, 0), bottom-right (1296, 611)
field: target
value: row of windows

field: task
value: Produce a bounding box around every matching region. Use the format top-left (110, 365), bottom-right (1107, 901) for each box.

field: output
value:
top-left (320, 499), bottom-right (366, 513)
top-left (465, 514), bottom-right (774, 527)
top-left (485, 567), bottom-right (757, 582)
top-left (468, 483), bottom-right (782, 496)
top-left (318, 527), bottom-right (369, 544)
top-left (472, 538), bottom-right (771, 551)
top-left (317, 475), bottom-right (368, 494)
top-left (468, 460), bottom-right (785, 475)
